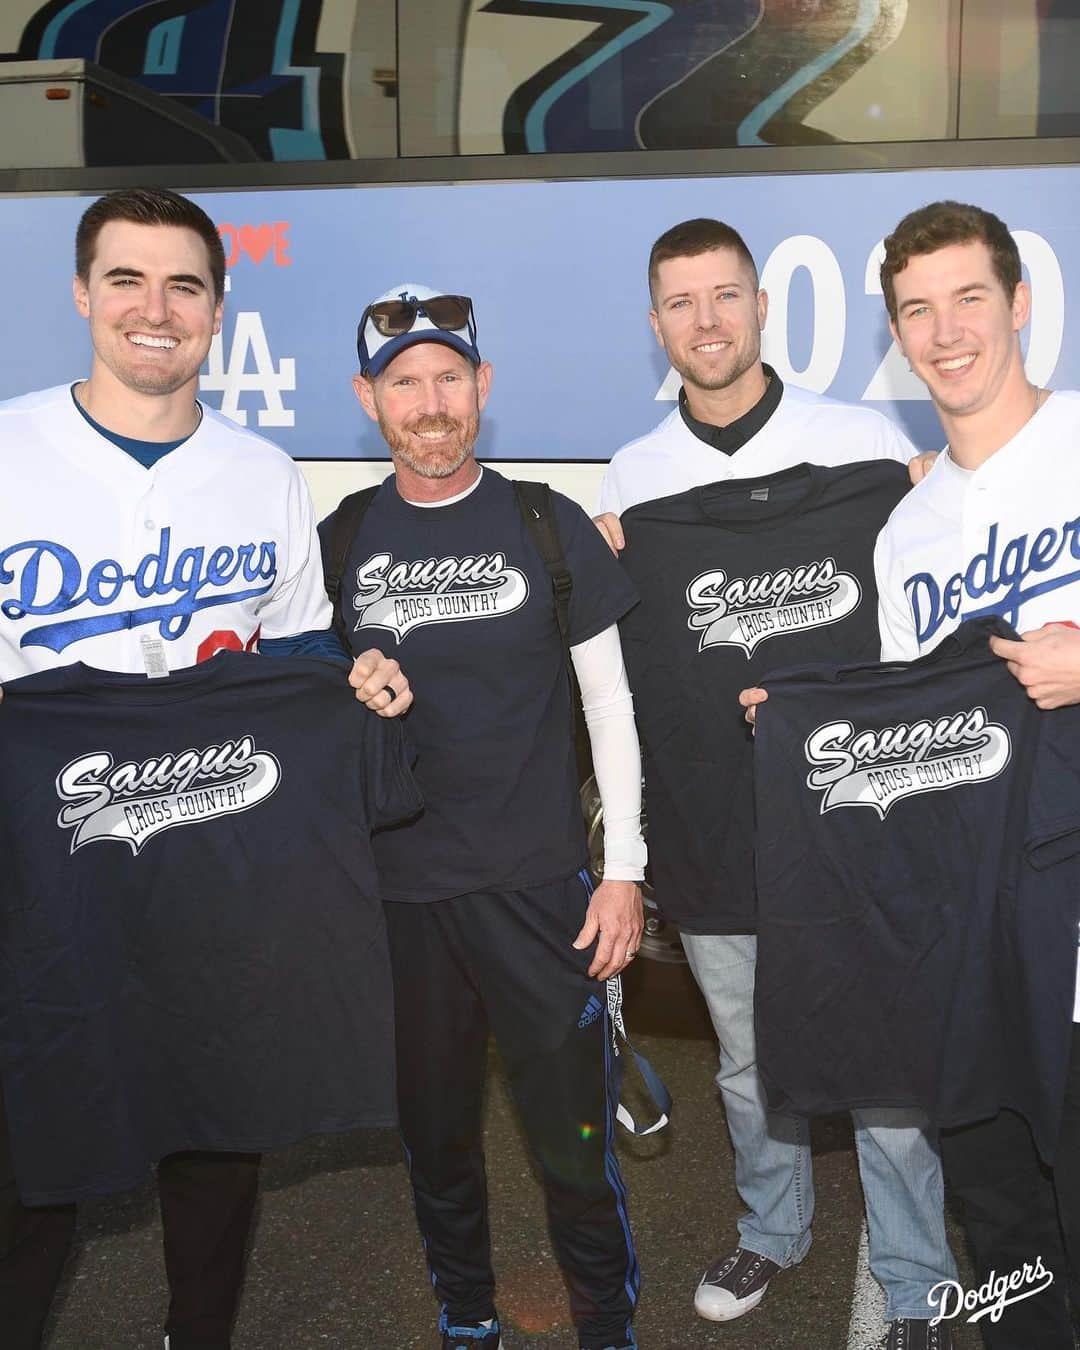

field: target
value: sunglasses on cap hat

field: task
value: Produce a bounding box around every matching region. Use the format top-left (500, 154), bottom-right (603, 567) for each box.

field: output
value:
top-left (361, 293), bottom-right (474, 338)
top-left (356, 287), bottom-right (481, 376)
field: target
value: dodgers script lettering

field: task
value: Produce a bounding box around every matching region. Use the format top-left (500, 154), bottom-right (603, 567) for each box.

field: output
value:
top-left (907, 517), bottom-right (1080, 645)
top-left (0, 529), bottom-right (277, 653)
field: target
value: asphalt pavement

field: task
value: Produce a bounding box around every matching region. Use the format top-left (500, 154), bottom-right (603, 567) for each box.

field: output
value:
top-left (44, 960), bottom-right (978, 1350)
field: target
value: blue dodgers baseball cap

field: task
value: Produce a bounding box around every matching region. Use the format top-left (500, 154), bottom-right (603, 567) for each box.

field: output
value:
top-left (356, 284), bottom-right (481, 376)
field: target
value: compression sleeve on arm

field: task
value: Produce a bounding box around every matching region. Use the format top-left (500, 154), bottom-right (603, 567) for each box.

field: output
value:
top-left (570, 624), bottom-right (646, 881)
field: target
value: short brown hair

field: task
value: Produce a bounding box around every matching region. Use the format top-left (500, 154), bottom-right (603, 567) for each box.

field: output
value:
top-left (880, 200), bottom-right (1021, 322)
top-left (648, 218), bottom-right (758, 303)
top-left (75, 187), bottom-right (226, 301)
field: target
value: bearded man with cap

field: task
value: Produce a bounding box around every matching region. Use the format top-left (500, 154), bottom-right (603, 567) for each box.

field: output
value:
top-left (321, 286), bottom-right (648, 1350)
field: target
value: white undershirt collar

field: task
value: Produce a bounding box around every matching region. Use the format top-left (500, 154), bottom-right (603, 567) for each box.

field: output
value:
top-left (401, 465), bottom-right (484, 508)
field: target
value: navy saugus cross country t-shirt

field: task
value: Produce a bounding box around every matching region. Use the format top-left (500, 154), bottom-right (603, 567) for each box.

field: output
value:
top-left (753, 617), bottom-right (1080, 1161)
top-left (0, 652), bottom-right (422, 1204)
top-left (617, 460), bottom-right (909, 935)
top-left (323, 468), bottom-right (638, 902)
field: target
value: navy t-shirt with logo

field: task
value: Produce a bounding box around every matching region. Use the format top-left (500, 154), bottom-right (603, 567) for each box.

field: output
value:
top-left (0, 652), bottom-right (422, 1204)
top-left (618, 460), bottom-right (909, 934)
top-left (324, 468), bottom-right (638, 902)
top-left (753, 617), bottom-right (1080, 1159)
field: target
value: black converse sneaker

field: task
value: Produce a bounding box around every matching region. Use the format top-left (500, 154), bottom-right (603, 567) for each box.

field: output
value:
top-left (693, 1247), bottom-right (781, 1321)
top-left (884, 1318), bottom-right (953, 1349)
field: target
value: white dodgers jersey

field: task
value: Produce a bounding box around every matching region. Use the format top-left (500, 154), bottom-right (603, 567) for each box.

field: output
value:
top-left (875, 391), bottom-right (1080, 662)
top-left (0, 385), bottom-right (330, 680)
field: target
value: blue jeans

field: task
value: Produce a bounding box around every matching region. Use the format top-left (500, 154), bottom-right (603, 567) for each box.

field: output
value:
top-left (681, 932), bottom-right (957, 1321)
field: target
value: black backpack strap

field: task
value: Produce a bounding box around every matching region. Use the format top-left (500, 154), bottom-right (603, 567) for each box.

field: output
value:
top-left (512, 479), bottom-right (593, 781)
top-left (512, 480), bottom-right (572, 644)
top-left (321, 484), bottom-right (379, 648)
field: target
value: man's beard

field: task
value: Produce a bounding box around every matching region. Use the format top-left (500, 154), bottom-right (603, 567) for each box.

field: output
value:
top-left (380, 411), bottom-right (479, 478)
top-left (678, 334), bottom-right (760, 393)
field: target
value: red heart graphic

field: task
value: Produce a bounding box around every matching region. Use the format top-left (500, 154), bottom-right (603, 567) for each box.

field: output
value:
top-left (238, 223), bottom-right (274, 264)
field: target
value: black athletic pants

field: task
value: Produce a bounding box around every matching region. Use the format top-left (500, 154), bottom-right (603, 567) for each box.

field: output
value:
top-left (941, 1026), bottom-right (1080, 1348)
top-left (384, 873), bottom-right (638, 1350)
top-left (0, 1076), bottom-right (260, 1350)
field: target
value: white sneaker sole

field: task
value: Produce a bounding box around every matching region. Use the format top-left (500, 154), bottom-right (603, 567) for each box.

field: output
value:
top-left (694, 1281), bottom-right (769, 1322)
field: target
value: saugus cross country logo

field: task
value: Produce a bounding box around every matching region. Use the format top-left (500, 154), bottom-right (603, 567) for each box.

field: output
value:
top-left (686, 556), bottom-right (860, 655)
top-left (804, 706), bottom-right (1012, 818)
top-left (351, 551), bottom-right (528, 640)
top-left (56, 735), bottom-right (281, 855)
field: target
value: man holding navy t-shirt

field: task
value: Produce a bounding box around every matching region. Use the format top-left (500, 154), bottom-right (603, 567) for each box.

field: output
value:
top-left (0, 187), bottom-right (410, 1350)
top-left (743, 200), bottom-right (1080, 1347)
top-left (324, 285), bottom-right (647, 1350)
top-left (875, 201), bottom-right (1080, 1348)
top-left (598, 219), bottom-right (953, 1350)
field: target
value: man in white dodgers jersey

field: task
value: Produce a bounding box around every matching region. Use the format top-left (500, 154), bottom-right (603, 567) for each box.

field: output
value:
top-left (872, 200), bottom-right (1080, 1349)
top-left (0, 187), bottom-right (409, 1350)
top-left (596, 218), bottom-right (957, 1350)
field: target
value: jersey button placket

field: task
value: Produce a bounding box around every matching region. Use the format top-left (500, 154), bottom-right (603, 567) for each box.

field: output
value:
top-left (960, 485), bottom-right (981, 617)
top-left (131, 490), bottom-right (157, 661)
top-left (142, 470), bottom-right (161, 532)
top-left (963, 459), bottom-right (999, 625)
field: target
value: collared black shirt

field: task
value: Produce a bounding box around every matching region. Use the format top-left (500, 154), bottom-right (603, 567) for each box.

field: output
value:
top-left (678, 364), bottom-right (784, 455)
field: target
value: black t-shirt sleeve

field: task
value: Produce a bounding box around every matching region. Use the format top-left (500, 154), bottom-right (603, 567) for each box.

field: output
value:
top-left (552, 492), bottom-right (639, 645)
top-left (1026, 708), bottom-right (1080, 869)
top-left (316, 509), bottom-right (335, 580)
top-left (356, 712), bottom-right (424, 832)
